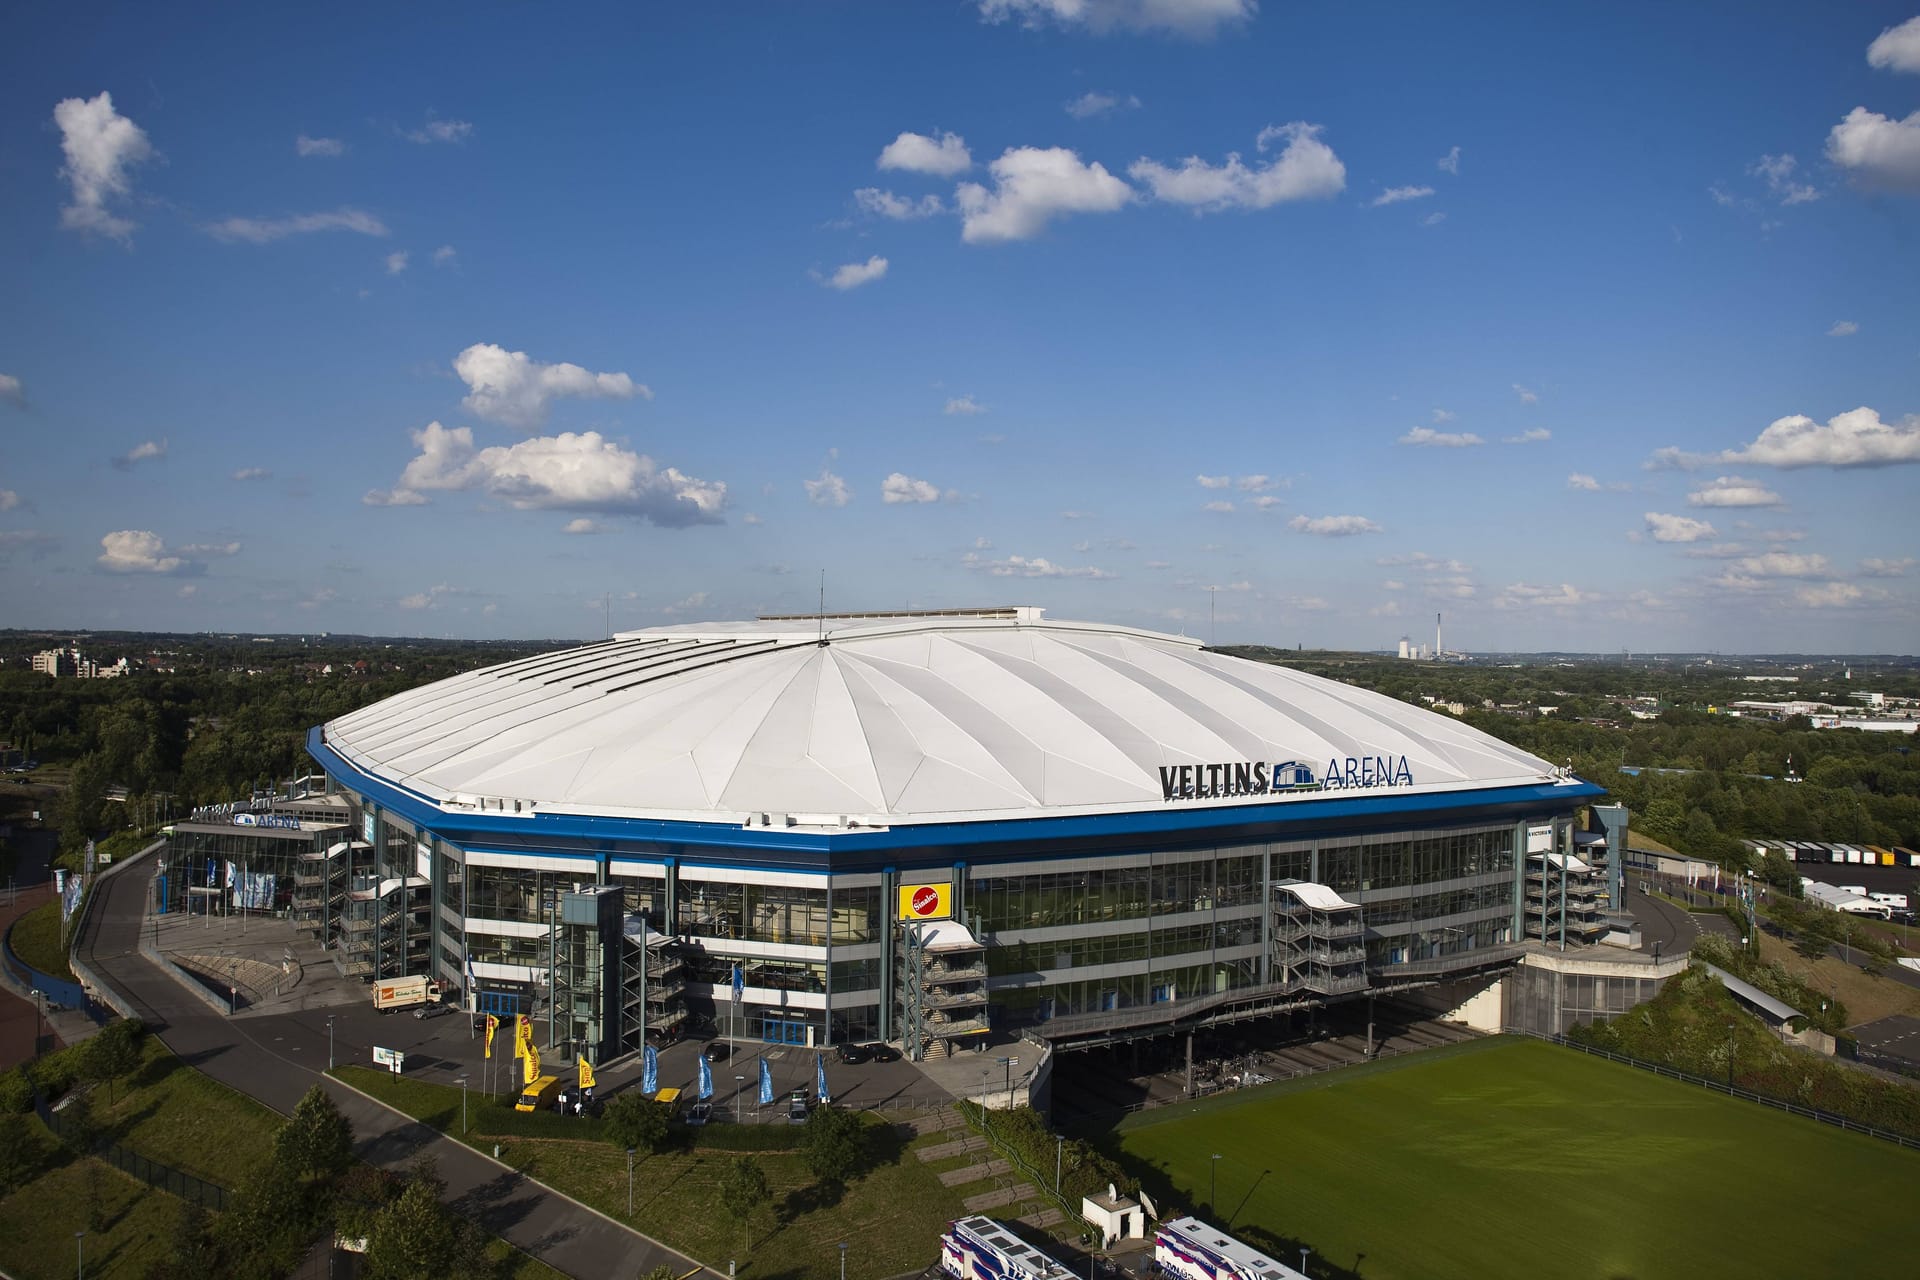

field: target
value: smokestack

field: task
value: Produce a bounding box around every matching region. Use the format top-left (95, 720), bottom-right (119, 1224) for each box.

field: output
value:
top-left (1435, 612), bottom-right (1442, 658)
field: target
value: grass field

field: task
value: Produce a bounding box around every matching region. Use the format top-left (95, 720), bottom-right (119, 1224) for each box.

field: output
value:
top-left (7, 899), bottom-right (77, 983)
top-left (1112, 1037), bottom-right (1919, 1280)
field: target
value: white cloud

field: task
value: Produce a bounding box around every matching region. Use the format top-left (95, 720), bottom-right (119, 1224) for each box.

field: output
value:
top-left (1437, 145), bottom-right (1461, 175)
top-left (385, 250), bottom-right (409, 275)
top-left (1399, 426), bottom-right (1484, 447)
top-left (882, 472), bottom-right (945, 504)
top-left (398, 584), bottom-right (474, 610)
top-left (1377, 551), bottom-right (1470, 573)
top-left (405, 117), bottom-right (473, 145)
top-left (231, 467), bottom-right (272, 481)
top-left (0, 491), bottom-right (17, 511)
top-left (1196, 475), bottom-right (1230, 489)
top-left (112, 438), bottom-right (166, 470)
top-left (392, 421), bottom-right (725, 526)
top-left (1567, 473), bottom-right (1602, 491)
top-left (1381, 579), bottom-right (1405, 591)
top-left (296, 135), bottom-right (344, 157)
top-left (959, 147), bottom-right (1133, 242)
top-left (977, 0), bottom-right (1254, 37)
top-left (1513, 383), bottom-right (1538, 404)
top-left (1759, 528), bottom-right (1806, 542)
top-left (1494, 582), bottom-right (1587, 610)
top-left (742, 513), bottom-right (764, 525)
top-left (1420, 211), bottom-right (1446, 227)
top-left (853, 188), bottom-right (945, 219)
top-left (53, 92), bottom-right (153, 243)
top-left (97, 529), bottom-right (196, 575)
top-left (1825, 107), bottom-right (1920, 190)
top-left (206, 208), bottom-right (390, 243)
top-left (177, 540), bottom-right (241, 557)
top-left (1288, 514), bottom-right (1381, 536)
top-left (1202, 500), bottom-right (1235, 513)
top-left (945, 395), bottom-right (987, 415)
top-left (1797, 582), bottom-right (1865, 608)
top-left (433, 245), bottom-right (457, 266)
top-left (1827, 320), bottom-right (1859, 337)
top-left (1370, 599), bottom-right (1402, 617)
top-left (453, 342), bottom-right (648, 429)
top-left (1749, 153), bottom-right (1820, 205)
top-left (1643, 512), bottom-right (1716, 543)
top-left (1861, 556), bottom-right (1913, 576)
top-left (877, 130), bottom-right (972, 176)
top-left (820, 255), bottom-right (889, 290)
top-left (562, 517), bottom-right (603, 535)
top-left (0, 374), bottom-right (23, 406)
top-left (806, 468), bottom-right (851, 507)
top-left (1369, 185), bottom-right (1434, 206)
top-left (1129, 123), bottom-right (1345, 212)
top-left (1722, 407), bottom-right (1920, 468)
top-left (1503, 428), bottom-right (1551, 444)
top-left (1687, 475), bottom-right (1783, 508)
top-left (663, 591), bottom-right (710, 616)
top-left (963, 551), bottom-right (1115, 579)
top-left (1431, 408), bottom-right (1456, 423)
top-left (1065, 91), bottom-right (1139, 119)
top-left (1867, 16), bottom-right (1920, 73)
top-left (1060, 509), bottom-right (1096, 519)
top-left (1734, 552), bottom-right (1829, 578)
top-left (362, 487), bottom-right (429, 507)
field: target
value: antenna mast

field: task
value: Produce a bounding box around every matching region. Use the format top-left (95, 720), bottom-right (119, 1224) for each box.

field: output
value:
top-left (818, 570), bottom-right (826, 645)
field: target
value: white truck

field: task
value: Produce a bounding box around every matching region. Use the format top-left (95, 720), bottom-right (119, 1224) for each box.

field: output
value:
top-left (371, 976), bottom-right (442, 1012)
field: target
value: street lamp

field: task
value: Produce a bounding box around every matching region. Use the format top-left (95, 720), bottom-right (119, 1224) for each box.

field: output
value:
top-left (458, 1074), bottom-right (470, 1134)
top-left (1726, 1023), bottom-right (1736, 1090)
top-left (326, 1016), bottom-right (335, 1071)
top-left (627, 1147), bottom-right (636, 1217)
top-left (839, 1241), bottom-right (848, 1280)
top-left (75, 1230), bottom-right (86, 1280)
top-left (1209, 1153), bottom-right (1222, 1218)
top-left (1298, 1246), bottom-right (1309, 1277)
top-left (734, 1075), bottom-right (746, 1125)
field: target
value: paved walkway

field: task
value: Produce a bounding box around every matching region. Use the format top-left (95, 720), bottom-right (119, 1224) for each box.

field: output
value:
top-left (73, 846), bottom-right (707, 1280)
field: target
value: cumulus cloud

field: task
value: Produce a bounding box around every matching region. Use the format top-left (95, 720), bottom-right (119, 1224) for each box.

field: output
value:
top-left (385, 250), bottom-right (409, 275)
top-left (0, 374), bottom-right (23, 406)
top-left (362, 487), bottom-right (429, 507)
top-left (453, 342), bottom-right (647, 429)
top-left (232, 467), bottom-right (272, 481)
top-left (1722, 407), bottom-right (1920, 468)
top-left (958, 146), bottom-right (1133, 242)
top-left (433, 245), bottom-right (457, 267)
top-left (1828, 320), bottom-right (1859, 337)
top-left (819, 255), bottom-right (889, 290)
top-left (206, 208), bottom-right (389, 243)
top-left (1129, 123), bottom-right (1345, 212)
top-left (53, 92), bottom-right (153, 243)
top-left (853, 188), bottom-right (944, 219)
top-left (1687, 475), bottom-right (1783, 508)
top-left (0, 491), bottom-right (16, 511)
top-left (1420, 211), bottom-right (1446, 227)
top-left (1399, 426), bottom-right (1484, 447)
top-left (562, 517), bottom-right (603, 535)
top-left (662, 591), bottom-right (710, 616)
top-left (1749, 153), bottom-right (1820, 205)
top-left (389, 421), bottom-right (724, 526)
top-left (178, 540), bottom-right (241, 557)
top-left (112, 439), bottom-right (166, 470)
top-left (1567, 473), bottom-right (1604, 491)
top-left (1202, 500), bottom-right (1235, 513)
top-left (805, 468), bottom-right (851, 507)
top-left (1513, 383), bottom-right (1538, 404)
top-left (877, 130), bottom-right (972, 176)
top-left (1437, 145), bottom-right (1461, 175)
top-left (1825, 107), bottom-right (1920, 190)
top-left (405, 117), bottom-right (473, 145)
top-left (1734, 552), bottom-right (1829, 578)
top-left (1196, 475), bottom-right (1230, 488)
top-left (1860, 556), bottom-right (1914, 577)
top-left (1503, 428), bottom-right (1551, 444)
top-left (1065, 91), bottom-right (1139, 119)
top-left (882, 472), bottom-right (946, 504)
top-left (945, 395), bottom-right (986, 415)
top-left (1288, 514), bottom-right (1380, 536)
top-left (97, 529), bottom-right (199, 575)
top-left (296, 134), bottom-right (344, 157)
top-left (1643, 512), bottom-right (1716, 543)
top-left (1369, 185), bottom-right (1433, 206)
top-left (1376, 551), bottom-right (1470, 573)
top-left (1797, 582), bottom-right (1865, 608)
top-left (1494, 582), bottom-right (1587, 609)
top-left (963, 551), bottom-right (1116, 578)
top-left (1867, 16), bottom-right (1920, 73)
top-left (398, 584), bottom-right (476, 610)
top-left (977, 0), bottom-right (1254, 37)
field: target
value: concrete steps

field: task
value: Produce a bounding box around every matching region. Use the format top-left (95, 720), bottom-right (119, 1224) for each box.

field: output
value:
top-left (962, 1183), bottom-right (1029, 1213)
top-left (939, 1157), bottom-right (1010, 1188)
top-left (916, 1133), bottom-right (988, 1162)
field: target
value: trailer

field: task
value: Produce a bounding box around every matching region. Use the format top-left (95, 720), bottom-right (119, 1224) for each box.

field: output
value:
top-left (940, 1217), bottom-right (1071, 1280)
top-left (372, 975), bottom-right (442, 1012)
top-left (1156, 1215), bottom-right (1310, 1280)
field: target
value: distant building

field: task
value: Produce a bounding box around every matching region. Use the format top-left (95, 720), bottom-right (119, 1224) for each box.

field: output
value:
top-left (30, 646), bottom-right (126, 679)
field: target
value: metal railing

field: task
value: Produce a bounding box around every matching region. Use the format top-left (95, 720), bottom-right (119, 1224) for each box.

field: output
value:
top-left (38, 1096), bottom-right (230, 1210)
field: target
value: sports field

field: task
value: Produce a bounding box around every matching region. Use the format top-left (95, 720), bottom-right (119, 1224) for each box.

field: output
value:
top-left (1112, 1037), bottom-right (1917, 1280)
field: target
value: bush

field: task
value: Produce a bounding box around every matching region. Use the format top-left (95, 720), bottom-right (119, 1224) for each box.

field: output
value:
top-left (603, 1093), bottom-right (672, 1155)
top-left (0, 1067), bottom-right (34, 1114)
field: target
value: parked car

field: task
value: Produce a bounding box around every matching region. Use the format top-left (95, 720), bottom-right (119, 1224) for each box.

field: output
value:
top-left (703, 1041), bottom-right (733, 1063)
top-left (834, 1042), bottom-right (872, 1065)
top-left (867, 1042), bottom-right (900, 1063)
top-left (684, 1101), bottom-right (714, 1126)
top-left (787, 1100), bottom-right (809, 1124)
top-left (413, 1000), bottom-right (455, 1020)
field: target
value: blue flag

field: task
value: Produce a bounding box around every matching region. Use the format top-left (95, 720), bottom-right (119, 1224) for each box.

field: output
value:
top-left (816, 1052), bottom-right (829, 1105)
top-left (758, 1057), bottom-right (773, 1105)
top-left (731, 963), bottom-right (744, 1004)
top-left (643, 1045), bottom-right (659, 1095)
top-left (697, 1052), bottom-right (714, 1100)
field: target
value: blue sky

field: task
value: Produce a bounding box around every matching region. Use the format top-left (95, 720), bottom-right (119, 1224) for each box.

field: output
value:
top-left (3, 1), bottom-right (1918, 652)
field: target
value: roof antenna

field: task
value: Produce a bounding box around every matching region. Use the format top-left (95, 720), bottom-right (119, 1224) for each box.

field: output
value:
top-left (818, 570), bottom-right (826, 645)
top-left (1209, 586), bottom-right (1216, 647)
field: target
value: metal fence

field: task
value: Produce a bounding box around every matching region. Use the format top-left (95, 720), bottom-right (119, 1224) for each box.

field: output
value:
top-left (37, 1096), bottom-right (230, 1211)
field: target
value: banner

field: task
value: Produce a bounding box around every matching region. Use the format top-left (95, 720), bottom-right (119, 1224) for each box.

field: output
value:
top-left (816, 1052), bottom-right (829, 1106)
top-left (896, 881), bottom-right (952, 921)
top-left (525, 1041), bottom-right (540, 1083)
top-left (731, 963), bottom-right (744, 1004)
top-left (697, 1052), bottom-right (713, 1100)
top-left (515, 1014), bottom-right (533, 1063)
top-left (758, 1057), bottom-right (773, 1106)
top-left (577, 1055), bottom-right (596, 1091)
top-left (642, 1045), bottom-right (659, 1095)
top-left (484, 1014), bottom-right (498, 1059)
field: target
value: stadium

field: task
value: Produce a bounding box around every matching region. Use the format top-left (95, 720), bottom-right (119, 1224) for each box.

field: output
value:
top-left (273, 607), bottom-right (1615, 1065)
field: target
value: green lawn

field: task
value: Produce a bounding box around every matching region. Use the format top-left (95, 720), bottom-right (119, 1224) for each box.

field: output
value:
top-left (0, 1149), bottom-right (181, 1280)
top-left (95, 1036), bottom-right (283, 1185)
top-left (334, 1066), bottom-right (979, 1280)
top-left (7, 899), bottom-right (77, 983)
top-left (1112, 1036), bottom-right (1920, 1280)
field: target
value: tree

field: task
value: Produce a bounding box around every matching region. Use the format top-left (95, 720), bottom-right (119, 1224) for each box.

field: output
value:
top-left (80, 1018), bottom-right (142, 1105)
top-left (57, 1096), bottom-right (97, 1156)
top-left (215, 1158), bottom-right (309, 1280)
top-left (801, 1103), bottom-right (867, 1185)
top-left (0, 1113), bottom-right (38, 1194)
top-left (363, 1175), bottom-right (458, 1280)
top-left (274, 1085), bottom-right (355, 1181)
top-left (717, 1155), bottom-right (771, 1251)
top-left (1790, 909), bottom-right (1840, 961)
top-left (602, 1092), bottom-right (670, 1155)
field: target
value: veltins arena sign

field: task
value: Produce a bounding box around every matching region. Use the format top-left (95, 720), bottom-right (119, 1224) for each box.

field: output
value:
top-left (1158, 755), bottom-right (1415, 803)
top-left (896, 882), bottom-right (953, 921)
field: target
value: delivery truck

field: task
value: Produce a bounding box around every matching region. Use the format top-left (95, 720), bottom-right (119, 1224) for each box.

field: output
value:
top-left (371, 976), bottom-right (442, 1012)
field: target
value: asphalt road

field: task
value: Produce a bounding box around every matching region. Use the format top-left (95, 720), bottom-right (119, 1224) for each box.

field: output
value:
top-left (74, 847), bottom-right (705, 1280)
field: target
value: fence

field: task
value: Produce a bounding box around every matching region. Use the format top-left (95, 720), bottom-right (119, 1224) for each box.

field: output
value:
top-left (36, 1095), bottom-right (230, 1211)
top-left (1, 917), bottom-right (103, 1024)
top-left (1513, 1030), bottom-right (1920, 1152)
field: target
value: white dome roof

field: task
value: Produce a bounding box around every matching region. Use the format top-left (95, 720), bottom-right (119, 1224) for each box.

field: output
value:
top-left (321, 610), bottom-right (1562, 829)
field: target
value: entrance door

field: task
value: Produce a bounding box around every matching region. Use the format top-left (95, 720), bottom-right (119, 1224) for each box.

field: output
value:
top-left (760, 1017), bottom-right (808, 1045)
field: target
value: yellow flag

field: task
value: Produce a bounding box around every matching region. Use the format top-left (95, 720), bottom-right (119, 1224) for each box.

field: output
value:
top-left (484, 1014), bottom-right (498, 1059)
top-left (577, 1055), bottom-right (596, 1090)
top-left (515, 1014), bottom-right (533, 1064)
top-left (525, 1040), bottom-right (541, 1082)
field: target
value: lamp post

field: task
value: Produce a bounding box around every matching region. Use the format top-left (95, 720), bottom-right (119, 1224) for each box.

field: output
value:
top-left (75, 1230), bottom-right (86, 1280)
top-left (998, 1055), bottom-right (1012, 1102)
top-left (1209, 1153), bottom-right (1221, 1219)
top-left (326, 1015), bottom-right (335, 1071)
top-left (458, 1074), bottom-right (470, 1134)
top-left (838, 1241), bottom-right (848, 1280)
top-left (734, 1075), bottom-right (746, 1125)
top-left (1056, 1133), bottom-right (1064, 1192)
top-left (1298, 1246), bottom-right (1309, 1277)
top-left (1726, 1022), bottom-right (1736, 1090)
top-left (626, 1147), bottom-right (636, 1217)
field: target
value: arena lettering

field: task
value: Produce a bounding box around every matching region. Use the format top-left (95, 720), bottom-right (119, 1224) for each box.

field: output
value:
top-left (1158, 755), bottom-right (1414, 802)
